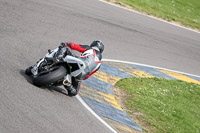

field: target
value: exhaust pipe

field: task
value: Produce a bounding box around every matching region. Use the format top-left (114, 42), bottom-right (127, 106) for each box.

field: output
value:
top-left (63, 75), bottom-right (72, 86)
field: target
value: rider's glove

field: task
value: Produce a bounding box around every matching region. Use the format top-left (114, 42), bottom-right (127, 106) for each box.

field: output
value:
top-left (58, 42), bottom-right (66, 51)
top-left (60, 42), bottom-right (66, 48)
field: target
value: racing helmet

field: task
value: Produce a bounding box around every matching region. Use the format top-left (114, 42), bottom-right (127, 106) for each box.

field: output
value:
top-left (90, 40), bottom-right (104, 53)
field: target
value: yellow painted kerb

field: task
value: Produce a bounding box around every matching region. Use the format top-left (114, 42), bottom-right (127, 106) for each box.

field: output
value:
top-left (119, 68), bottom-right (154, 78)
top-left (98, 91), bottom-right (122, 110)
top-left (157, 69), bottom-right (200, 85)
top-left (92, 71), bottom-right (120, 85)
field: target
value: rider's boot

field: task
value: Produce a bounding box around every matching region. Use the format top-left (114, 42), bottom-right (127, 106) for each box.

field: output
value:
top-left (65, 85), bottom-right (77, 96)
top-left (63, 74), bottom-right (82, 96)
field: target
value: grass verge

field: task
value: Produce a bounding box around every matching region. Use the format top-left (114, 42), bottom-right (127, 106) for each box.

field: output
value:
top-left (115, 77), bottom-right (200, 133)
top-left (106, 0), bottom-right (200, 31)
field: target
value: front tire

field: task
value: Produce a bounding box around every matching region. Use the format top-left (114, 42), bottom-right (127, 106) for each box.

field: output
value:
top-left (33, 66), bottom-right (67, 86)
top-left (25, 66), bottom-right (33, 75)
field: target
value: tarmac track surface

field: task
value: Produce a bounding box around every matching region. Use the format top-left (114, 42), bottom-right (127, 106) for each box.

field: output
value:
top-left (0, 0), bottom-right (199, 133)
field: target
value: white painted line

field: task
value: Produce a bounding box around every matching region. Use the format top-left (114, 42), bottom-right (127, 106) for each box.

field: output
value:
top-left (76, 95), bottom-right (117, 133)
top-left (102, 59), bottom-right (200, 78)
top-left (98, 0), bottom-right (200, 34)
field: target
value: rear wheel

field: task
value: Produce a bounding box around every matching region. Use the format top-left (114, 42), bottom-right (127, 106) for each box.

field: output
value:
top-left (33, 66), bottom-right (67, 86)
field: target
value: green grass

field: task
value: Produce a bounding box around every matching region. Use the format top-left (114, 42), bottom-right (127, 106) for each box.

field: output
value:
top-left (115, 77), bottom-right (200, 133)
top-left (108, 0), bottom-right (200, 30)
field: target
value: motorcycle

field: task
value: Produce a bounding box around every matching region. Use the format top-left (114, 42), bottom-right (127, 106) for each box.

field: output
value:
top-left (25, 45), bottom-right (85, 87)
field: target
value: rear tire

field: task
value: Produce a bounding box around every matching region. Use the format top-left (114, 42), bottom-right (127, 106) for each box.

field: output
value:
top-left (33, 66), bottom-right (67, 86)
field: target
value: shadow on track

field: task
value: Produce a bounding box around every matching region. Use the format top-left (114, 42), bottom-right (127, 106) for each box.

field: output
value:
top-left (19, 69), bottom-right (72, 97)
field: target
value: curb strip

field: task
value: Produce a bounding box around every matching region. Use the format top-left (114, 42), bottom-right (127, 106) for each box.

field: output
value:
top-left (78, 59), bottom-right (200, 132)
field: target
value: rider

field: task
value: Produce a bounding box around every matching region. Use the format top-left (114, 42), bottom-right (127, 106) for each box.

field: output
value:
top-left (62, 40), bottom-right (104, 96)
top-left (25, 40), bottom-right (104, 96)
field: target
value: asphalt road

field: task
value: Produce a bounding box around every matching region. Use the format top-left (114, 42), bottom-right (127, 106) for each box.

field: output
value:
top-left (0, 0), bottom-right (199, 133)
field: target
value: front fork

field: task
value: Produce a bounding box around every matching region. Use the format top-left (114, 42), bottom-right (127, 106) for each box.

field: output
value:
top-left (31, 48), bottom-right (59, 76)
top-left (31, 58), bottom-right (45, 76)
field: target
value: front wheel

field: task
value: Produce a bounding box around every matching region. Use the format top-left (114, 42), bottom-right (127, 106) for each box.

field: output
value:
top-left (25, 66), bottom-right (33, 75)
top-left (33, 66), bottom-right (67, 86)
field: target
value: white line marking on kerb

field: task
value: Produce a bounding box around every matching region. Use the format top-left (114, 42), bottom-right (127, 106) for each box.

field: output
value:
top-left (76, 95), bottom-right (117, 133)
top-left (98, 0), bottom-right (200, 34)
